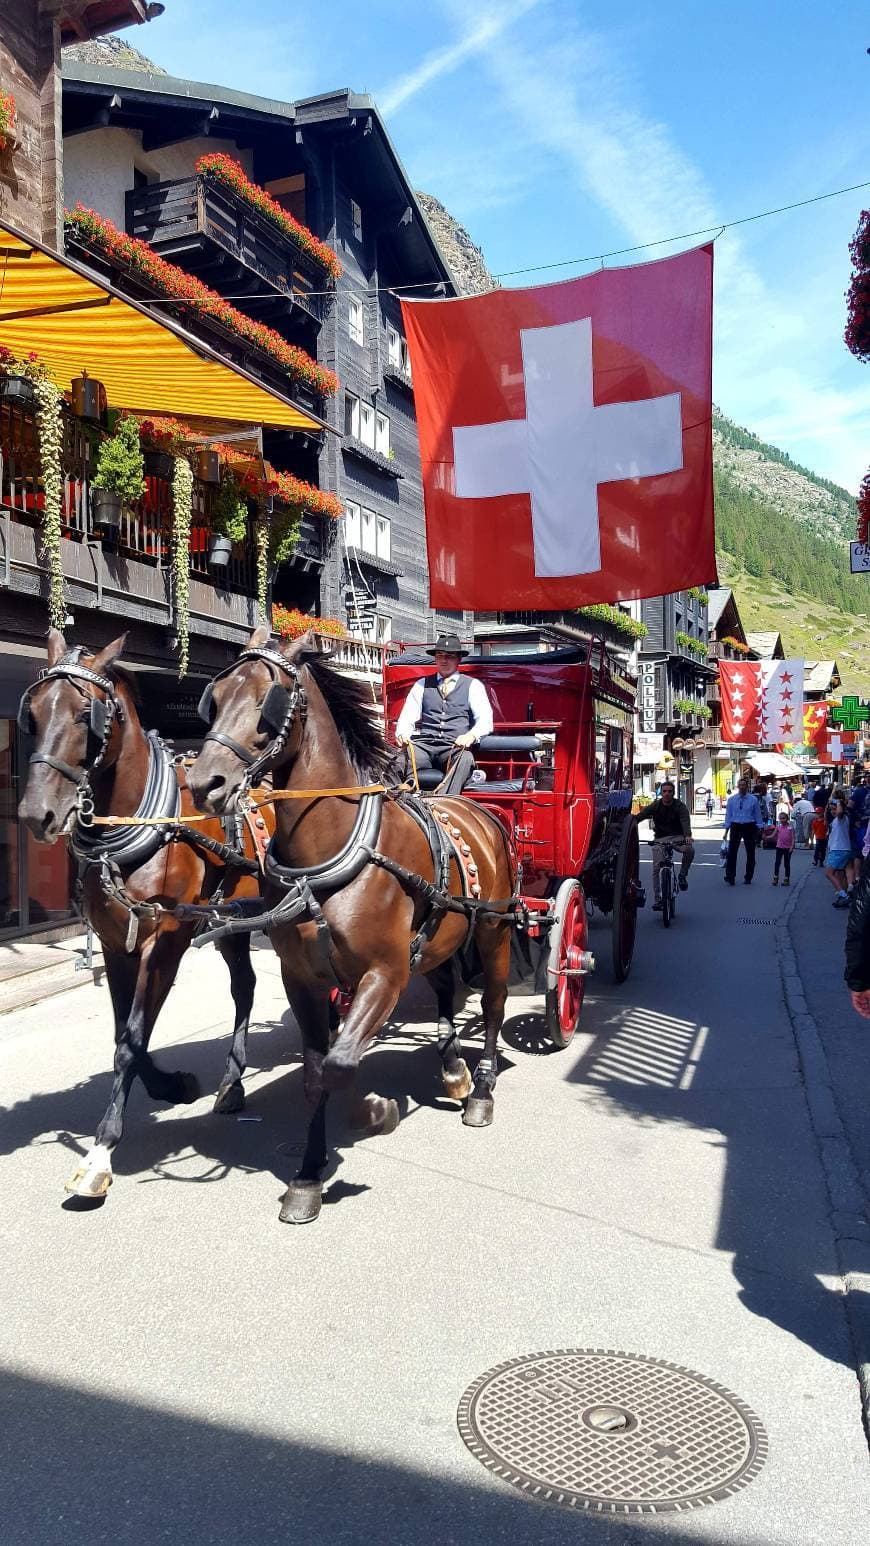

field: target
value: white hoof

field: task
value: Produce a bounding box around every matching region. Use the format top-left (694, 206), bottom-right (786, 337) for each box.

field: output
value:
top-left (65, 1145), bottom-right (113, 1199)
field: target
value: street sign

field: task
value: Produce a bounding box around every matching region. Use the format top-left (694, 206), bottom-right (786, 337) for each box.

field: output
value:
top-left (850, 542), bottom-right (870, 573)
top-left (639, 660), bottom-right (657, 733)
top-left (829, 695), bottom-right (870, 731)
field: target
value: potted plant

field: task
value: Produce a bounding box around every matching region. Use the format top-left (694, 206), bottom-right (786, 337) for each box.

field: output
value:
top-left (209, 467), bottom-right (249, 566)
top-left (0, 91), bottom-right (17, 154)
top-left (137, 415), bottom-right (192, 481)
top-left (91, 413), bottom-right (145, 539)
top-left (0, 347), bottom-right (48, 408)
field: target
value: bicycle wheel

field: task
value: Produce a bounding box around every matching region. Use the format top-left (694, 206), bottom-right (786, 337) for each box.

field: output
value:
top-left (661, 868), bottom-right (673, 927)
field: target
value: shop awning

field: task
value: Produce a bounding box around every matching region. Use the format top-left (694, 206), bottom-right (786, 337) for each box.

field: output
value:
top-left (0, 220), bottom-right (324, 432)
top-left (745, 751), bottom-right (806, 777)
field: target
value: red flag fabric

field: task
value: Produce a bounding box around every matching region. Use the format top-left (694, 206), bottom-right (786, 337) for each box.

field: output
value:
top-left (817, 728), bottom-right (858, 764)
top-left (719, 659), bottom-right (805, 745)
top-left (401, 245), bottom-right (713, 610)
top-left (803, 701), bottom-right (829, 747)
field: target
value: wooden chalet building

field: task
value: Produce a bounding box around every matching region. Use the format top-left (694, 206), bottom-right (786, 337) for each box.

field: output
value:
top-left (636, 588), bottom-right (714, 808)
top-left (60, 62), bottom-right (464, 646)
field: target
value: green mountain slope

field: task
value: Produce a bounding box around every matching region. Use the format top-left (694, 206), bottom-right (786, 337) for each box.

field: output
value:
top-left (712, 412), bottom-right (867, 697)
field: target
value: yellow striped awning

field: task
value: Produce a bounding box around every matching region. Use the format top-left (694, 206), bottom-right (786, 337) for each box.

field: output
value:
top-left (0, 220), bottom-right (324, 432)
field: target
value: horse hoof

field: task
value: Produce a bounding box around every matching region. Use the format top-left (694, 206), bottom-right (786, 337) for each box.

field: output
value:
top-left (64, 1165), bottom-right (112, 1199)
top-left (442, 1060), bottom-right (473, 1101)
top-left (463, 1095), bottom-right (494, 1128)
top-left (175, 1072), bottom-right (201, 1105)
top-left (349, 1095), bottom-right (400, 1138)
top-left (279, 1180), bottom-right (322, 1225)
top-left (213, 1081), bottom-right (245, 1115)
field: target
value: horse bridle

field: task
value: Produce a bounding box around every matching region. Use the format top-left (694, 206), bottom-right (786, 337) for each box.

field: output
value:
top-left (18, 647), bottom-right (125, 824)
top-left (198, 645), bottom-right (307, 788)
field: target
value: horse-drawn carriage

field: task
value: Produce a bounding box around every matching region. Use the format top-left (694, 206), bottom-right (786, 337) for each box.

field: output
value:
top-left (383, 640), bottom-right (643, 1050)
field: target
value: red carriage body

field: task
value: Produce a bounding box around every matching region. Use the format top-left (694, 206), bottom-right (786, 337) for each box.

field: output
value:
top-left (383, 642), bottom-right (643, 1047)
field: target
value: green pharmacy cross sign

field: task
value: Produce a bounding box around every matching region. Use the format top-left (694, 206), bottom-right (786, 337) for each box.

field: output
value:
top-left (829, 696), bottom-right (870, 732)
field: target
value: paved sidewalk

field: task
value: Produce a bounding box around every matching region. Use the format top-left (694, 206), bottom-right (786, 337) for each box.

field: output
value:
top-left (0, 828), bottom-right (867, 1544)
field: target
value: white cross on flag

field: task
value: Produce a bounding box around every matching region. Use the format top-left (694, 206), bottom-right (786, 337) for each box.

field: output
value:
top-left (401, 245), bottom-right (714, 609)
top-left (818, 729), bottom-right (858, 764)
top-left (719, 660), bottom-right (805, 745)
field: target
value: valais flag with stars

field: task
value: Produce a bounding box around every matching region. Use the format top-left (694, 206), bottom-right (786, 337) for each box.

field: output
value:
top-left (719, 660), bottom-right (805, 746)
top-left (401, 245), bottom-right (714, 609)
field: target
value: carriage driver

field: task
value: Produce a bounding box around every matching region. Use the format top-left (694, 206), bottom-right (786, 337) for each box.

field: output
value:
top-left (395, 634), bottom-right (493, 796)
top-left (637, 779), bottom-right (695, 910)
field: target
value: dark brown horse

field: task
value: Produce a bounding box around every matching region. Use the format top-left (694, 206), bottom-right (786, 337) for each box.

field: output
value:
top-left (17, 629), bottom-right (275, 1200)
top-left (187, 626), bottom-right (516, 1224)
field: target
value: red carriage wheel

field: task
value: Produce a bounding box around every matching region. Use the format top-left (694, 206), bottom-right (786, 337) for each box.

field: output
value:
top-left (545, 877), bottom-right (590, 1050)
top-left (611, 815), bottom-right (640, 984)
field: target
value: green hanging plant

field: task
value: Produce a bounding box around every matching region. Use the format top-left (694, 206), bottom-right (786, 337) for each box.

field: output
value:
top-left (171, 455), bottom-right (193, 677)
top-left (33, 377), bottom-right (66, 631)
top-left (270, 502), bottom-right (301, 566)
top-left (254, 502), bottom-right (270, 623)
top-left (92, 412), bottom-right (146, 504)
top-left (211, 467), bottom-right (249, 543)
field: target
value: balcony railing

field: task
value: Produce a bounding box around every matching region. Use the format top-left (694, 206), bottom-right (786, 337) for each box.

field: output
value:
top-left (0, 399), bottom-right (256, 595)
top-left (125, 175), bottom-right (332, 325)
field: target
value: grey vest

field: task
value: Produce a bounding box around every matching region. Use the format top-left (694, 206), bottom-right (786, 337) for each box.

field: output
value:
top-left (418, 674), bottom-right (474, 744)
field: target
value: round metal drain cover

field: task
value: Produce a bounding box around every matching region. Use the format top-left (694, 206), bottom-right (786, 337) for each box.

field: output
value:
top-left (457, 1349), bottom-right (767, 1514)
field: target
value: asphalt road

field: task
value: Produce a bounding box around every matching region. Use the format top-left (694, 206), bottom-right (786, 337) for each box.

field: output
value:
top-left (0, 822), bottom-right (868, 1545)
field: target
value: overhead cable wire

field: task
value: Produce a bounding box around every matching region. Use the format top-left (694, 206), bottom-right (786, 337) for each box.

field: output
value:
top-left (134, 176), bottom-right (870, 306)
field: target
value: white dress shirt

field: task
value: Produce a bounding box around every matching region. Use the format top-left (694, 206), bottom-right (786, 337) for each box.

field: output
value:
top-left (396, 672), bottom-right (494, 743)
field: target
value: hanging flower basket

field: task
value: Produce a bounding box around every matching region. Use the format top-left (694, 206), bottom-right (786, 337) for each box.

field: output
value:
top-left (0, 374), bottom-right (36, 408)
top-left (70, 372), bottom-right (106, 421)
top-left (143, 449), bottom-right (175, 481)
top-left (845, 209), bottom-right (870, 362)
top-left (0, 91), bottom-right (17, 154)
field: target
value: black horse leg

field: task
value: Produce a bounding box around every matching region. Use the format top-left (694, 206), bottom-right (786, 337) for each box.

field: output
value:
top-left (464, 923), bottom-right (511, 1129)
top-left (279, 979), bottom-right (331, 1224)
top-left (427, 958), bottom-right (472, 1102)
top-left (213, 935), bottom-right (256, 1114)
top-left (66, 933), bottom-right (200, 1198)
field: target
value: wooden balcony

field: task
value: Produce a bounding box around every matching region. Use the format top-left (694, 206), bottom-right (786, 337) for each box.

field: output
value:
top-left (125, 175), bottom-right (333, 328)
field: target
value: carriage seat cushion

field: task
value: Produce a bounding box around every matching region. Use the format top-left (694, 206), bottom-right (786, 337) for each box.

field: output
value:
top-left (474, 779), bottom-right (526, 793)
top-left (477, 735), bottom-right (543, 753)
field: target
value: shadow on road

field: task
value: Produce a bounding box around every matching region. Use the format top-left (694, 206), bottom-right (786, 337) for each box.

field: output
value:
top-left (0, 1364), bottom-right (774, 1546)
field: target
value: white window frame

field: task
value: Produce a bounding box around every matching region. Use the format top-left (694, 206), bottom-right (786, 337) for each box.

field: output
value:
top-left (360, 506), bottom-right (377, 554)
top-left (348, 295), bottom-right (364, 346)
top-left (375, 411), bottom-right (390, 457)
top-left (387, 324), bottom-right (402, 367)
top-left (351, 199), bottom-right (362, 241)
top-left (344, 392), bottom-right (360, 440)
top-left (345, 501), bottom-right (361, 548)
top-left (375, 514), bottom-right (390, 560)
top-left (359, 402), bottom-right (375, 449)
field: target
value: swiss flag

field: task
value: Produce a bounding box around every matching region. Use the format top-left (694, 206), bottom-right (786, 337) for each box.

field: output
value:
top-left (818, 729), bottom-right (858, 764)
top-left (401, 244), bottom-right (714, 610)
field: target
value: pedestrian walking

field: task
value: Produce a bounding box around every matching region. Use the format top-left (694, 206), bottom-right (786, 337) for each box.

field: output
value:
top-left (845, 868), bottom-right (870, 1018)
top-left (848, 773), bottom-right (869, 881)
top-left (772, 811), bottom-right (795, 886)
top-left (792, 793), bottom-right (814, 846)
top-left (724, 777), bottom-right (765, 886)
top-left (811, 808), bottom-right (828, 867)
top-left (705, 790), bottom-right (715, 820)
top-left (825, 796), bottom-right (854, 908)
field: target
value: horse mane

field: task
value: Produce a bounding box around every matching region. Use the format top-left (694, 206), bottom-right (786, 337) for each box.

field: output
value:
top-left (303, 655), bottom-right (390, 780)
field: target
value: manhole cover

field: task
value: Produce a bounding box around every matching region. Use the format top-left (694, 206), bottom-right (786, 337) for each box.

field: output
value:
top-left (457, 1349), bottom-right (766, 1514)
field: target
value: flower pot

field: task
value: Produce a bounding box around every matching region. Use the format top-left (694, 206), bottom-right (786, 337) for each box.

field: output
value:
top-left (208, 534), bottom-right (233, 568)
top-left (143, 450), bottom-right (175, 481)
top-left (196, 448), bottom-right (220, 484)
top-left (92, 487), bottom-right (122, 540)
top-left (0, 374), bottom-right (36, 408)
top-left (70, 374), bottom-right (106, 422)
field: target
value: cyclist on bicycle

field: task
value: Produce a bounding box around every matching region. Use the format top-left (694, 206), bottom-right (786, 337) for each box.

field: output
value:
top-left (637, 780), bottom-right (695, 911)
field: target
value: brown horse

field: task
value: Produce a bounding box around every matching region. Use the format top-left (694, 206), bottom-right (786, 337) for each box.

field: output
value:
top-left (17, 629), bottom-right (274, 1200)
top-left (187, 626), bottom-right (516, 1225)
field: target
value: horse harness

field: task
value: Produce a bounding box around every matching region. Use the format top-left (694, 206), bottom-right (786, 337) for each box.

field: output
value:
top-left (19, 650), bottom-right (259, 950)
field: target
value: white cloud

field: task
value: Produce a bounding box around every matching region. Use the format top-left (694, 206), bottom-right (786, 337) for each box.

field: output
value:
top-left (379, 0), bottom-right (544, 116)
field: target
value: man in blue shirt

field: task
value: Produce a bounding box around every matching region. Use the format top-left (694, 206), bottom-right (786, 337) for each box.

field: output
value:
top-left (724, 777), bottom-right (765, 885)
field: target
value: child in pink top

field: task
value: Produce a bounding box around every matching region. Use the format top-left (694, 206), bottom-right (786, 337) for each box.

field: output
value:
top-left (773, 811), bottom-right (795, 885)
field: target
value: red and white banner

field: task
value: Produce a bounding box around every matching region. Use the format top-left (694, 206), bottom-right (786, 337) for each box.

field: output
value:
top-left (402, 245), bottom-right (714, 610)
top-left (719, 659), bottom-right (804, 745)
top-left (803, 701), bottom-right (829, 747)
top-left (817, 729), bottom-right (858, 764)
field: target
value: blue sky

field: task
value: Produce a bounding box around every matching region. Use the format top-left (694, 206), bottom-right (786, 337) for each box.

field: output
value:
top-left (140, 1), bottom-right (870, 491)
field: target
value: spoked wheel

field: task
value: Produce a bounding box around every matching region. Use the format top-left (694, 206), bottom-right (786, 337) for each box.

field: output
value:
top-left (661, 868), bottom-right (675, 928)
top-left (611, 816), bottom-right (640, 983)
top-left (545, 877), bottom-right (591, 1050)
